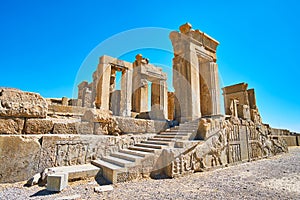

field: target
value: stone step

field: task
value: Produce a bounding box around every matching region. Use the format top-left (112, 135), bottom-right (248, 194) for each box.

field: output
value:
top-left (174, 125), bottom-right (198, 129)
top-left (91, 159), bottom-right (124, 184)
top-left (176, 125), bottom-right (198, 128)
top-left (148, 138), bottom-right (175, 142)
top-left (135, 143), bottom-right (164, 149)
top-left (158, 132), bottom-right (190, 136)
top-left (119, 149), bottom-right (151, 157)
top-left (154, 135), bottom-right (184, 139)
top-left (48, 164), bottom-right (100, 181)
top-left (165, 130), bottom-right (196, 132)
top-left (102, 156), bottom-right (135, 167)
top-left (111, 152), bottom-right (144, 162)
top-left (92, 159), bottom-right (122, 170)
top-left (141, 140), bottom-right (171, 146)
top-left (128, 146), bottom-right (158, 153)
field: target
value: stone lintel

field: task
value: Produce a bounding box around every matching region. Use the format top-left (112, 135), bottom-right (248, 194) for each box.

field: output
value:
top-left (99, 55), bottom-right (133, 70)
top-left (222, 82), bottom-right (248, 95)
top-left (170, 23), bottom-right (219, 54)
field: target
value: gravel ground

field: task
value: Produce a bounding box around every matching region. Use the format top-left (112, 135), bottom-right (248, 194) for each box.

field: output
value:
top-left (1, 147), bottom-right (300, 200)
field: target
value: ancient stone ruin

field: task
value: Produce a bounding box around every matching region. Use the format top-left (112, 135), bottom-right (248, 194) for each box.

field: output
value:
top-left (0, 23), bottom-right (299, 190)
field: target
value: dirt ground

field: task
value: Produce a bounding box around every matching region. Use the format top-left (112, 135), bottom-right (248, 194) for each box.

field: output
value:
top-left (1, 147), bottom-right (299, 200)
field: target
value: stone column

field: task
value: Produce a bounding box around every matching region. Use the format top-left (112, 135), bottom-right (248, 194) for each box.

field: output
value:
top-left (151, 80), bottom-right (168, 119)
top-left (95, 56), bottom-right (111, 110)
top-left (132, 60), bottom-right (149, 113)
top-left (172, 51), bottom-right (201, 122)
top-left (119, 67), bottom-right (132, 117)
top-left (78, 81), bottom-right (88, 106)
top-left (82, 87), bottom-right (92, 108)
top-left (151, 81), bottom-right (160, 108)
top-left (160, 80), bottom-right (168, 119)
top-left (168, 92), bottom-right (175, 120)
top-left (200, 61), bottom-right (221, 116)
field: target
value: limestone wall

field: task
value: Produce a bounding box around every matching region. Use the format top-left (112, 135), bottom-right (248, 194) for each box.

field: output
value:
top-left (164, 117), bottom-right (290, 178)
top-left (0, 88), bottom-right (167, 183)
top-left (0, 134), bottom-right (154, 183)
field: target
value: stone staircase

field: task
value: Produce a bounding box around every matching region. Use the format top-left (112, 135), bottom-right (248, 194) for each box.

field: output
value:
top-left (91, 119), bottom-right (200, 183)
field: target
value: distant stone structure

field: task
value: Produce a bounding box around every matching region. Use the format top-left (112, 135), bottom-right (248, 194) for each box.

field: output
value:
top-left (0, 23), bottom-right (299, 186)
top-left (76, 54), bottom-right (168, 120)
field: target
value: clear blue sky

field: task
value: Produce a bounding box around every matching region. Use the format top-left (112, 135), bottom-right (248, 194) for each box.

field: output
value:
top-left (0, 0), bottom-right (299, 132)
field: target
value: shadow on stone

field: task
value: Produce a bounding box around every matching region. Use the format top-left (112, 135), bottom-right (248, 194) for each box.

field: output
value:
top-left (29, 189), bottom-right (58, 197)
top-left (95, 170), bottom-right (111, 185)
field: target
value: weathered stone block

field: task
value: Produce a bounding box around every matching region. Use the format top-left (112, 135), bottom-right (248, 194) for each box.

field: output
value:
top-left (82, 109), bottom-right (112, 123)
top-left (94, 122), bottom-right (108, 135)
top-left (0, 135), bottom-right (41, 183)
top-left (146, 120), bottom-right (168, 133)
top-left (0, 118), bottom-right (24, 134)
top-left (24, 118), bottom-right (54, 134)
top-left (53, 122), bottom-right (78, 134)
top-left (76, 122), bottom-right (94, 134)
top-left (47, 173), bottom-right (68, 192)
top-left (0, 88), bottom-right (48, 118)
top-left (116, 117), bottom-right (147, 133)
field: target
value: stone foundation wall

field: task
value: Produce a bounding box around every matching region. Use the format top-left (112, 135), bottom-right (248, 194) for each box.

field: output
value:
top-left (164, 117), bottom-right (290, 178)
top-left (280, 135), bottom-right (298, 146)
top-left (0, 134), bottom-right (154, 183)
top-left (115, 117), bottom-right (169, 134)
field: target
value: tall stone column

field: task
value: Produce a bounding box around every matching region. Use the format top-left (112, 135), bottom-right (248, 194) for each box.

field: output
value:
top-left (132, 77), bottom-right (148, 113)
top-left (95, 56), bottom-right (111, 110)
top-left (160, 80), bottom-right (168, 119)
top-left (151, 81), bottom-right (160, 108)
top-left (119, 67), bottom-right (132, 117)
top-left (200, 61), bottom-right (221, 116)
top-left (151, 80), bottom-right (168, 119)
top-left (171, 38), bottom-right (201, 122)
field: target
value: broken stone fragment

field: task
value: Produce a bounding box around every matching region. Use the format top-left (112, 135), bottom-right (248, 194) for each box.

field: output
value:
top-left (25, 172), bottom-right (41, 186)
top-left (0, 88), bottom-right (48, 118)
top-left (82, 109), bottom-right (121, 135)
top-left (94, 185), bottom-right (114, 193)
top-left (0, 117), bottom-right (24, 134)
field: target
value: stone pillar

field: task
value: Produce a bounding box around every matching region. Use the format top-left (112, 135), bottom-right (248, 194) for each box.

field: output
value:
top-left (172, 45), bottom-right (201, 122)
top-left (160, 80), bottom-right (168, 119)
top-left (151, 80), bottom-right (168, 119)
top-left (247, 89), bottom-right (257, 109)
top-left (82, 87), bottom-right (92, 108)
top-left (168, 92), bottom-right (175, 120)
top-left (119, 67), bottom-right (132, 117)
top-left (95, 56), bottom-right (111, 110)
top-left (151, 81), bottom-right (160, 108)
top-left (62, 97), bottom-right (68, 106)
top-left (132, 62), bottom-right (149, 113)
top-left (110, 90), bottom-right (121, 115)
top-left (78, 81), bottom-right (88, 106)
top-left (200, 61), bottom-right (221, 116)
